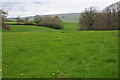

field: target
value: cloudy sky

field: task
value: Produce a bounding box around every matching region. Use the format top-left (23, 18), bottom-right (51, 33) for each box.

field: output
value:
top-left (1, 0), bottom-right (120, 17)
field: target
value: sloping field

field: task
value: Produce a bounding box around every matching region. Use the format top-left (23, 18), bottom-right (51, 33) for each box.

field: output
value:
top-left (2, 23), bottom-right (118, 78)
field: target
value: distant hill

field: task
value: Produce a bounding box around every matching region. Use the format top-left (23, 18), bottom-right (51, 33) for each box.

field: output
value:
top-left (49, 13), bottom-right (80, 23)
top-left (8, 13), bottom-right (80, 23)
top-left (28, 13), bottom-right (80, 23)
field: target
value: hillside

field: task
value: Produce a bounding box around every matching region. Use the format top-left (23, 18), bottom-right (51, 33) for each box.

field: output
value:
top-left (8, 13), bottom-right (80, 23)
top-left (3, 23), bottom-right (118, 78)
top-left (29, 13), bottom-right (80, 23)
top-left (49, 13), bottom-right (80, 23)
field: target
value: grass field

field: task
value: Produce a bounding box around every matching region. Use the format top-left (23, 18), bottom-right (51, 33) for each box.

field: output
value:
top-left (0, 28), bottom-right (2, 79)
top-left (2, 23), bottom-right (118, 78)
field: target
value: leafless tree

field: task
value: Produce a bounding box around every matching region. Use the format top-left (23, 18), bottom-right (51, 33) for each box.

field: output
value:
top-left (116, 1), bottom-right (120, 29)
top-left (101, 1), bottom-right (120, 30)
top-left (79, 1), bottom-right (120, 30)
top-left (79, 7), bottom-right (98, 30)
top-left (0, 9), bottom-right (10, 30)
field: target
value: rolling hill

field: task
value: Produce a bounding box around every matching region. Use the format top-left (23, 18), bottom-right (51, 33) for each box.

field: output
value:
top-left (8, 13), bottom-right (80, 23)
top-left (28, 13), bottom-right (80, 23)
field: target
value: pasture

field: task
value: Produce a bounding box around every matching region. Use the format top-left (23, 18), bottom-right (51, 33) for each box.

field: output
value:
top-left (2, 23), bottom-right (118, 78)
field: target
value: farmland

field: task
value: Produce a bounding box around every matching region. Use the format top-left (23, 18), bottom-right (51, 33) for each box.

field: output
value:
top-left (2, 23), bottom-right (118, 78)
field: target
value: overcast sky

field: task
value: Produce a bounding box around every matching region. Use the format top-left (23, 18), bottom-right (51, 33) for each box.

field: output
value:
top-left (1, 0), bottom-right (120, 17)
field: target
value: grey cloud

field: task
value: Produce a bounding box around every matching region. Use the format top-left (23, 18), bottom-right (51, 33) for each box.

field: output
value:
top-left (2, 2), bottom-right (28, 11)
top-left (33, 2), bottom-right (49, 4)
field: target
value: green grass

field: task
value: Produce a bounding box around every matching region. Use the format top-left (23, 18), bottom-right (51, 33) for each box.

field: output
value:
top-left (0, 31), bottom-right (2, 79)
top-left (3, 25), bottom-right (59, 32)
top-left (4, 22), bottom-right (78, 32)
top-left (63, 23), bottom-right (79, 31)
top-left (2, 23), bottom-right (118, 78)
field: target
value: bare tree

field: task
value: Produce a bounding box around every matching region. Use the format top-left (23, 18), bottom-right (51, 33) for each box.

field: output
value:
top-left (102, 1), bottom-right (120, 30)
top-left (0, 9), bottom-right (10, 30)
top-left (79, 7), bottom-right (98, 30)
top-left (116, 1), bottom-right (120, 29)
top-left (79, 1), bottom-right (120, 30)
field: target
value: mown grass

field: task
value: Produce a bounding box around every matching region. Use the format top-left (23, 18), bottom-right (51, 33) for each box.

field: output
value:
top-left (2, 23), bottom-right (118, 78)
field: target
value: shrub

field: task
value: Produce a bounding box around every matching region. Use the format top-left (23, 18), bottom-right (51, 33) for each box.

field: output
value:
top-left (24, 21), bottom-right (34, 25)
top-left (34, 15), bottom-right (42, 23)
top-left (38, 16), bottom-right (63, 29)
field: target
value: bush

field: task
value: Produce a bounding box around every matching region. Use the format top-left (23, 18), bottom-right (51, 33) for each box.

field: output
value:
top-left (38, 16), bottom-right (63, 29)
top-left (24, 21), bottom-right (34, 25)
top-left (34, 15), bottom-right (42, 23)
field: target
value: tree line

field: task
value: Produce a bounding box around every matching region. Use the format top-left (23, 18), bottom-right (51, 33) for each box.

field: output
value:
top-left (34, 15), bottom-right (63, 29)
top-left (79, 1), bottom-right (120, 30)
top-left (1, 1), bottom-right (120, 30)
top-left (9, 15), bottom-right (63, 29)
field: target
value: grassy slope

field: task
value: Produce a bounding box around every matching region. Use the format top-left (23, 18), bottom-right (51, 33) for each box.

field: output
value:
top-left (4, 22), bottom-right (78, 32)
top-left (2, 23), bottom-right (118, 78)
top-left (3, 25), bottom-right (59, 32)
